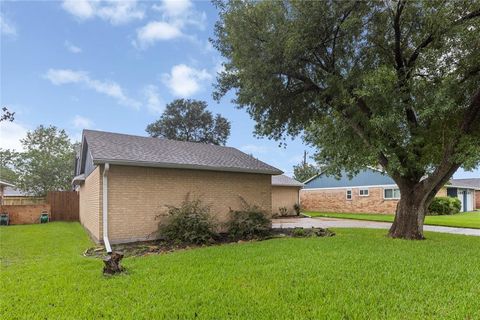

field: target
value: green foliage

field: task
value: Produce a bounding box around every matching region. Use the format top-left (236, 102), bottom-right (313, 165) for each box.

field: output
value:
top-left (0, 149), bottom-right (18, 183)
top-left (146, 99), bottom-right (231, 145)
top-left (226, 201), bottom-right (271, 240)
top-left (293, 203), bottom-right (301, 216)
top-left (1, 106), bottom-right (15, 122)
top-left (158, 197), bottom-right (218, 245)
top-left (428, 197), bottom-right (462, 216)
top-left (293, 162), bottom-right (319, 183)
top-left (213, 0), bottom-right (480, 204)
top-left (3, 223), bottom-right (480, 319)
top-left (291, 227), bottom-right (335, 238)
top-left (8, 125), bottom-right (76, 196)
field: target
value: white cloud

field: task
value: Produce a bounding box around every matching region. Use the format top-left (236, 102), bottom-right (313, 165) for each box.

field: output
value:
top-left (134, 0), bottom-right (206, 48)
top-left (135, 21), bottom-right (183, 47)
top-left (153, 0), bottom-right (192, 17)
top-left (72, 115), bottom-right (94, 129)
top-left (162, 64), bottom-right (212, 97)
top-left (143, 85), bottom-right (164, 114)
top-left (61, 0), bottom-right (144, 25)
top-left (65, 41), bottom-right (82, 53)
top-left (0, 121), bottom-right (28, 151)
top-left (0, 13), bottom-right (17, 37)
top-left (44, 69), bottom-right (141, 109)
top-left (62, 0), bottom-right (94, 20)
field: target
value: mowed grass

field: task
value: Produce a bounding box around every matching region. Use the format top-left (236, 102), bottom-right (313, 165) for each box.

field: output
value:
top-left (306, 211), bottom-right (480, 229)
top-left (1, 223), bottom-right (480, 319)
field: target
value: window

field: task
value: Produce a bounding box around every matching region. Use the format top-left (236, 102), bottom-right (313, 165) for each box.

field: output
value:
top-left (346, 189), bottom-right (352, 200)
top-left (384, 188), bottom-right (401, 199)
top-left (359, 188), bottom-right (369, 196)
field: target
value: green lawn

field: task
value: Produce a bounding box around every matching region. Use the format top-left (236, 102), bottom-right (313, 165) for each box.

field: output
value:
top-left (306, 211), bottom-right (480, 229)
top-left (1, 223), bottom-right (480, 319)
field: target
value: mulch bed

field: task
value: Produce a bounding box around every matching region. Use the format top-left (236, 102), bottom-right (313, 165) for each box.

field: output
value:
top-left (84, 227), bottom-right (335, 259)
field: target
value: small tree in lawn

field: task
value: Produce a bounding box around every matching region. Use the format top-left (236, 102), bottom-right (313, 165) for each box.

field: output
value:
top-left (146, 99), bottom-right (231, 145)
top-left (13, 125), bottom-right (76, 197)
top-left (213, 1), bottom-right (480, 239)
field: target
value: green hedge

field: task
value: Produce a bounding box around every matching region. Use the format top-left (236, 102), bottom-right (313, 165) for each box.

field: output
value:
top-left (428, 197), bottom-right (461, 216)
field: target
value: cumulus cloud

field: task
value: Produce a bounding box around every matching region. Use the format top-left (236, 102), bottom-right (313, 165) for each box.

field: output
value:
top-left (135, 21), bottom-right (182, 46)
top-left (0, 13), bottom-right (17, 37)
top-left (0, 121), bottom-right (27, 151)
top-left (134, 0), bottom-right (206, 48)
top-left (162, 64), bottom-right (212, 97)
top-left (65, 41), bottom-right (82, 53)
top-left (143, 85), bottom-right (164, 114)
top-left (72, 115), bottom-right (94, 129)
top-left (44, 69), bottom-right (141, 109)
top-left (62, 0), bottom-right (144, 25)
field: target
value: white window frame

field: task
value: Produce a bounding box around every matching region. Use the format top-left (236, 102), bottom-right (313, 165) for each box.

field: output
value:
top-left (346, 189), bottom-right (353, 200)
top-left (359, 188), bottom-right (369, 197)
top-left (384, 188), bottom-right (401, 200)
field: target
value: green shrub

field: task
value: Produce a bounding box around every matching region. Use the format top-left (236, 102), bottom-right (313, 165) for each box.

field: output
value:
top-left (278, 207), bottom-right (288, 216)
top-left (226, 201), bottom-right (271, 240)
top-left (428, 197), bottom-right (461, 216)
top-left (158, 197), bottom-right (217, 245)
top-left (292, 227), bottom-right (306, 237)
top-left (293, 203), bottom-right (301, 216)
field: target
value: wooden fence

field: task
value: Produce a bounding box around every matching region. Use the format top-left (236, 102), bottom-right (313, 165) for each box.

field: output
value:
top-left (46, 191), bottom-right (79, 221)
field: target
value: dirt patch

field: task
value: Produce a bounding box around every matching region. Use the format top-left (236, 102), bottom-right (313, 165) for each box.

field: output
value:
top-left (84, 228), bottom-right (335, 259)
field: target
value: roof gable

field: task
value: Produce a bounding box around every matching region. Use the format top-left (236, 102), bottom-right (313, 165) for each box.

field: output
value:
top-left (79, 130), bottom-right (282, 175)
top-left (304, 168), bottom-right (396, 189)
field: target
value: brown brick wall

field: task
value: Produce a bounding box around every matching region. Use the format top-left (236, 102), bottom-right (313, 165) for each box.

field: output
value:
top-left (301, 187), bottom-right (398, 214)
top-left (272, 186), bottom-right (300, 215)
top-left (0, 204), bottom-right (51, 224)
top-left (301, 186), bottom-right (450, 214)
top-left (79, 166), bottom-right (102, 242)
top-left (106, 165), bottom-right (272, 243)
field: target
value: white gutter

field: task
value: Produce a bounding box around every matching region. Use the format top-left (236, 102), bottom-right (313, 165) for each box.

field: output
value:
top-left (102, 163), bottom-right (112, 253)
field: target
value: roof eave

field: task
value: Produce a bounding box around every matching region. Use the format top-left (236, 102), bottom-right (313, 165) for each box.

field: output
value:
top-left (93, 159), bottom-right (283, 175)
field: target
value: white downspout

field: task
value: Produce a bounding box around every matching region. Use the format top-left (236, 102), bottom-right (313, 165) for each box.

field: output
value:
top-left (103, 163), bottom-right (112, 253)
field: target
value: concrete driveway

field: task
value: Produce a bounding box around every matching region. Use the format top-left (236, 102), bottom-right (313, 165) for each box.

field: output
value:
top-left (272, 217), bottom-right (480, 237)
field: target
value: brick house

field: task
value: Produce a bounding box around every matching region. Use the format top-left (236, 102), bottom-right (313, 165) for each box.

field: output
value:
top-left (73, 130), bottom-right (282, 249)
top-left (271, 175), bottom-right (303, 215)
top-left (450, 178), bottom-right (480, 210)
top-left (301, 168), bottom-right (478, 214)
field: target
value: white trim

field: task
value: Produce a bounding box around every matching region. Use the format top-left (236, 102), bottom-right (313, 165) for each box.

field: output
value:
top-left (359, 188), bottom-right (369, 196)
top-left (383, 187), bottom-right (401, 200)
top-left (102, 163), bottom-right (112, 253)
top-left (301, 184), bottom-right (398, 191)
top-left (346, 189), bottom-right (352, 200)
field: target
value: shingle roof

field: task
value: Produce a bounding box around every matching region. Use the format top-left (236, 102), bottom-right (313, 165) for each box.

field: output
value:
top-left (272, 175), bottom-right (303, 187)
top-left (83, 130), bottom-right (282, 175)
top-left (3, 187), bottom-right (33, 196)
top-left (449, 178), bottom-right (480, 190)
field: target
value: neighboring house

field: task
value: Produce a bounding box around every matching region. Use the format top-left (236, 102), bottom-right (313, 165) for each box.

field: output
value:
top-left (271, 175), bottom-right (303, 215)
top-left (73, 130), bottom-right (282, 245)
top-left (301, 168), bottom-right (478, 214)
top-left (450, 178), bottom-right (480, 211)
top-left (1, 184), bottom-right (45, 205)
top-left (0, 180), bottom-right (15, 205)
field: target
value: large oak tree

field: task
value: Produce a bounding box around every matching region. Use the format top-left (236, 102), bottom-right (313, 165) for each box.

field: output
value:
top-left (213, 0), bottom-right (480, 239)
top-left (146, 99), bottom-right (231, 145)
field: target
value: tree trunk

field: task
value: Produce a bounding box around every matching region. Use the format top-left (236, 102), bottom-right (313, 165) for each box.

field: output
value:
top-left (103, 251), bottom-right (124, 275)
top-left (388, 187), bottom-right (428, 240)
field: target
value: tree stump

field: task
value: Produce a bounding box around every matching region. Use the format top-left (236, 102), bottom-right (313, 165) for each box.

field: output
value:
top-left (103, 251), bottom-right (124, 275)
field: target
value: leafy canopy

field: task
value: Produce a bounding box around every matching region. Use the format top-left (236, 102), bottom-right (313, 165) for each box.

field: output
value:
top-left (213, 0), bottom-right (480, 187)
top-left (11, 125), bottom-right (77, 196)
top-left (293, 162), bottom-right (320, 183)
top-left (146, 99), bottom-right (231, 145)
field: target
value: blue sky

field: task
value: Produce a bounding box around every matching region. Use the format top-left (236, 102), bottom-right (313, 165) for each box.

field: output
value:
top-left (0, 0), bottom-right (478, 179)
